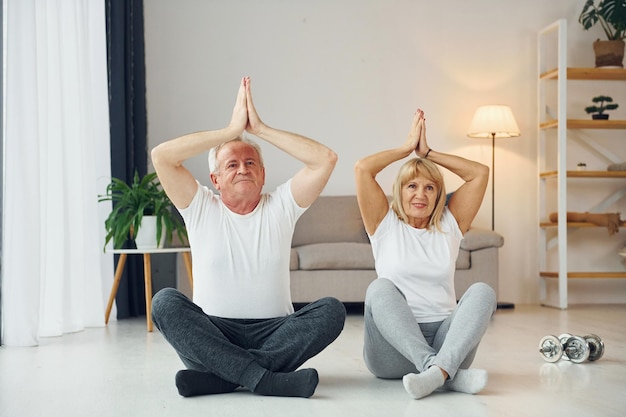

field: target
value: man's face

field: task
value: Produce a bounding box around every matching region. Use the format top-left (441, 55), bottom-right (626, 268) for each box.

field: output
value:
top-left (210, 141), bottom-right (265, 199)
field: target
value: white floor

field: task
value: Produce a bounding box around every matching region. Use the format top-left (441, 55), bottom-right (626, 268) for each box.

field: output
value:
top-left (1, 304), bottom-right (625, 417)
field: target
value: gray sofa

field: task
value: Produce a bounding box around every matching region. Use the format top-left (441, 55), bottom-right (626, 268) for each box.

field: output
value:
top-left (289, 196), bottom-right (504, 303)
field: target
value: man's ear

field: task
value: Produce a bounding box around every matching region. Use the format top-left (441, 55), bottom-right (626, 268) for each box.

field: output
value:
top-left (210, 172), bottom-right (221, 190)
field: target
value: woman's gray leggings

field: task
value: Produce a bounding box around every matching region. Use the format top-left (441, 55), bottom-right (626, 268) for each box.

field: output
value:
top-left (363, 279), bottom-right (496, 380)
top-left (151, 288), bottom-right (346, 390)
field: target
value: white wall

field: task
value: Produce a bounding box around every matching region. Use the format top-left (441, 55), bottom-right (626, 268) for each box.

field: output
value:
top-left (143, 0), bottom-right (626, 305)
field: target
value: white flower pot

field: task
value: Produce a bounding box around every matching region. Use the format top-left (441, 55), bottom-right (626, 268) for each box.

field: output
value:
top-left (135, 215), bottom-right (165, 249)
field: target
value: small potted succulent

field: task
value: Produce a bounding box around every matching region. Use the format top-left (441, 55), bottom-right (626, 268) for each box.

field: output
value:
top-left (584, 95), bottom-right (619, 119)
top-left (99, 171), bottom-right (187, 250)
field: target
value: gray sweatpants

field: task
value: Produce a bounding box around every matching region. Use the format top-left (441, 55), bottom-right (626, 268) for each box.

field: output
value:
top-left (151, 288), bottom-right (346, 390)
top-left (363, 278), bottom-right (496, 380)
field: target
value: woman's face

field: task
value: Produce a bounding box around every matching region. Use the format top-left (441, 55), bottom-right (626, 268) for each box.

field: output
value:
top-left (401, 174), bottom-right (438, 228)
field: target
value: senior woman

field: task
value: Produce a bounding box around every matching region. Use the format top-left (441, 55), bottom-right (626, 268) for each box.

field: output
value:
top-left (354, 108), bottom-right (496, 400)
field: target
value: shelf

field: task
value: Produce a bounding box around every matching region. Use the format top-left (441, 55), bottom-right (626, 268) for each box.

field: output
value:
top-left (537, 21), bottom-right (626, 308)
top-left (540, 221), bottom-right (626, 228)
top-left (540, 170), bottom-right (626, 178)
top-left (540, 67), bottom-right (626, 81)
top-left (540, 119), bottom-right (626, 129)
top-left (540, 272), bottom-right (626, 279)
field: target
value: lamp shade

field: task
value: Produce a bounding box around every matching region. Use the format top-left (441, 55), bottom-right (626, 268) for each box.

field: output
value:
top-left (467, 105), bottom-right (521, 138)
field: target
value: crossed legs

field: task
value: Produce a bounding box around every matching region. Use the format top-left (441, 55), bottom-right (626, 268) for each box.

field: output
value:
top-left (363, 278), bottom-right (496, 399)
top-left (151, 288), bottom-right (346, 398)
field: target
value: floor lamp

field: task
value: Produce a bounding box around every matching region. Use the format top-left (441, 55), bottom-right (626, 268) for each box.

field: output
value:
top-left (467, 105), bottom-right (520, 309)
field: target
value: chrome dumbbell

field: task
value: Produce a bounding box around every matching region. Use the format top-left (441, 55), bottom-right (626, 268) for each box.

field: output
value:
top-left (539, 333), bottom-right (604, 363)
top-left (538, 335), bottom-right (563, 362)
top-left (558, 333), bottom-right (605, 362)
top-left (582, 333), bottom-right (605, 361)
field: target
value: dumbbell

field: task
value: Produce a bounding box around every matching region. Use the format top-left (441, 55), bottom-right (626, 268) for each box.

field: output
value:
top-left (558, 333), bottom-right (605, 362)
top-left (582, 333), bottom-right (605, 361)
top-left (538, 333), bottom-right (605, 363)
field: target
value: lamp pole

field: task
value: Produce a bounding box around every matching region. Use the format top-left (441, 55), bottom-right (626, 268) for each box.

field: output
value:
top-left (467, 105), bottom-right (521, 310)
top-left (490, 132), bottom-right (495, 231)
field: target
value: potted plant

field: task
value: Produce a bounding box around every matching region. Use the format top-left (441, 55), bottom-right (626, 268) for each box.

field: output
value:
top-left (579, 0), bottom-right (626, 67)
top-left (99, 171), bottom-right (187, 250)
top-left (584, 95), bottom-right (619, 119)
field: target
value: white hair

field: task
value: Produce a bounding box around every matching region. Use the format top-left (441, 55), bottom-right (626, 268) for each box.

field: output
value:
top-left (208, 147), bottom-right (218, 174)
top-left (207, 136), bottom-right (264, 174)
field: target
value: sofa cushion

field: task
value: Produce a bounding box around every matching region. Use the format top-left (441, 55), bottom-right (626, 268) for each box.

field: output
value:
top-left (290, 248), bottom-right (299, 270)
top-left (295, 243), bottom-right (471, 270)
top-left (292, 196), bottom-right (369, 247)
top-left (295, 242), bottom-right (375, 270)
top-left (456, 249), bottom-right (470, 270)
top-left (461, 228), bottom-right (504, 251)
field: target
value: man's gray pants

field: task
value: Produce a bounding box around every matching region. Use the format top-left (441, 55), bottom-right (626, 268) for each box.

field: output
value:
top-left (152, 287), bottom-right (346, 390)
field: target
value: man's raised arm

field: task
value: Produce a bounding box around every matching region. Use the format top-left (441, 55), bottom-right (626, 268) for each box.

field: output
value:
top-left (151, 78), bottom-right (248, 209)
top-left (243, 77), bottom-right (337, 208)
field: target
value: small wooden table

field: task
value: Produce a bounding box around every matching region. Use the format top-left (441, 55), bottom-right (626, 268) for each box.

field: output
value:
top-left (105, 247), bottom-right (193, 332)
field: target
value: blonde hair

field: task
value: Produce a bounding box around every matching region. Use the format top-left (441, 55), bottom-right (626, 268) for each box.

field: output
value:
top-left (208, 136), bottom-right (264, 174)
top-left (391, 158), bottom-right (446, 231)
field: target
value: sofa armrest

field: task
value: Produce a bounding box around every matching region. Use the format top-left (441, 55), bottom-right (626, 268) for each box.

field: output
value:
top-left (460, 228), bottom-right (504, 251)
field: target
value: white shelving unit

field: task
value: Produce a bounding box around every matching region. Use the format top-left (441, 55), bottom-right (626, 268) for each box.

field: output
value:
top-left (537, 19), bottom-right (626, 309)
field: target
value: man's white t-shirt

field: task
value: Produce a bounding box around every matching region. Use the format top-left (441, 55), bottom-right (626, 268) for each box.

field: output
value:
top-left (369, 207), bottom-right (462, 323)
top-left (178, 180), bottom-right (306, 319)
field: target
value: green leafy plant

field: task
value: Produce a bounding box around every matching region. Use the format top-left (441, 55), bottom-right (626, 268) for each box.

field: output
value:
top-left (579, 0), bottom-right (626, 41)
top-left (98, 171), bottom-right (187, 250)
top-left (584, 95), bottom-right (619, 116)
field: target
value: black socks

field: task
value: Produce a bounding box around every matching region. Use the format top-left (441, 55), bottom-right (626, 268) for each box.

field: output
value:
top-left (253, 369), bottom-right (319, 398)
top-left (175, 370), bottom-right (239, 397)
top-left (175, 368), bottom-right (319, 398)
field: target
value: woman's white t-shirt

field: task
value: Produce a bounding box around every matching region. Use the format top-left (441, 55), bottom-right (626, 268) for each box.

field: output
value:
top-left (369, 207), bottom-right (462, 322)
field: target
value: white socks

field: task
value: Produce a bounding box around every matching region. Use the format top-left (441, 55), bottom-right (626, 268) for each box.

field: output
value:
top-left (403, 367), bottom-right (488, 399)
top-left (444, 368), bottom-right (488, 394)
top-left (402, 367), bottom-right (445, 399)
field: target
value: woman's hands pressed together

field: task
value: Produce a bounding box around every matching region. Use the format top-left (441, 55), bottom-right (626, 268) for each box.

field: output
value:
top-left (403, 109), bottom-right (430, 159)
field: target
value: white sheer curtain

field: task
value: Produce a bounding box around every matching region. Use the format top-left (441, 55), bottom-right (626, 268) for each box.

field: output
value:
top-left (2, 0), bottom-right (114, 346)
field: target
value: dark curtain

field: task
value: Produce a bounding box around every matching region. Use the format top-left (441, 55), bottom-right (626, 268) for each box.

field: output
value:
top-left (105, 0), bottom-right (148, 319)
